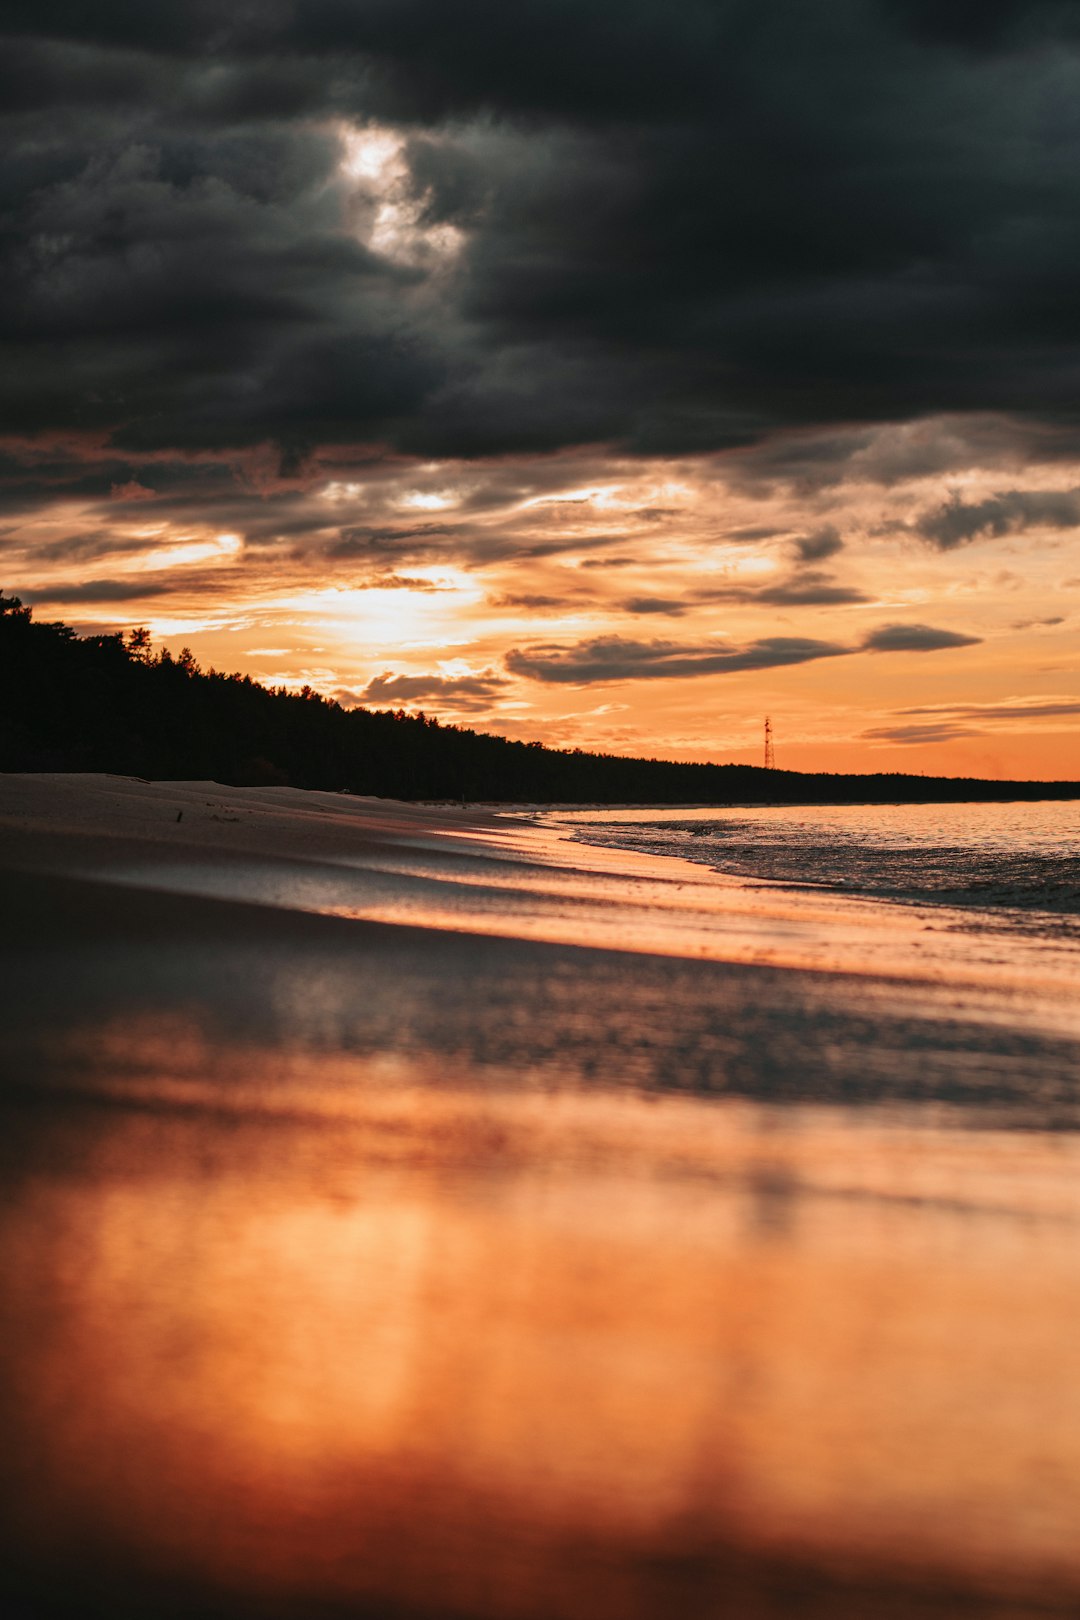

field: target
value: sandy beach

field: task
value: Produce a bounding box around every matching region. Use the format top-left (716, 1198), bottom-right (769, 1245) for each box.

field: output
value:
top-left (2, 775), bottom-right (1080, 1619)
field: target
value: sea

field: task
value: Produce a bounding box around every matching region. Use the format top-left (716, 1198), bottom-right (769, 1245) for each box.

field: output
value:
top-left (558, 798), bottom-right (1080, 945)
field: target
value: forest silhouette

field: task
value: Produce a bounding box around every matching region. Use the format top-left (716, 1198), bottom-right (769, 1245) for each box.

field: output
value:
top-left (2, 593), bottom-right (1077, 804)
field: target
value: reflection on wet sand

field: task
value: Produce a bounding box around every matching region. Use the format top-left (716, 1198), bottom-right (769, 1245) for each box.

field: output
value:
top-left (4, 1010), bottom-right (1080, 1618)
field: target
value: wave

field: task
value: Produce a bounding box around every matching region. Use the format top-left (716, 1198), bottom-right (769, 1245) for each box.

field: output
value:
top-left (570, 820), bottom-right (1080, 922)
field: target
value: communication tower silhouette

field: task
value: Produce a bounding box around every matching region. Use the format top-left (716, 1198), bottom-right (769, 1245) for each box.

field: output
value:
top-left (764, 716), bottom-right (775, 770)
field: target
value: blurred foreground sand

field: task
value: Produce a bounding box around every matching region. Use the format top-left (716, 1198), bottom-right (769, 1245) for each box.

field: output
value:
top-left (2, 775), bottom-right (1080, 1619)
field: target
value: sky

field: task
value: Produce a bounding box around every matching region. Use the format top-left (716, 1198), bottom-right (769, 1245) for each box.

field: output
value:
top-left (3, 0), bottom-right (1080, 777)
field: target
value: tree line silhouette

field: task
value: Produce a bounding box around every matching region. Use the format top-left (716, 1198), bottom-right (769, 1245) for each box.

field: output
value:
top-left (2, 593), bottom-right (1077, 803)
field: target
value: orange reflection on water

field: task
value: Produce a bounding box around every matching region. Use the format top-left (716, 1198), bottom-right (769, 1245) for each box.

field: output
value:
top-left (4, 1029), bottom-right (1080, 1618)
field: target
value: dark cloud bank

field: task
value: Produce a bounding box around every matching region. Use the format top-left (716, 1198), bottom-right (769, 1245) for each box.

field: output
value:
top-left (7, 0), bottom-right (1080, 490)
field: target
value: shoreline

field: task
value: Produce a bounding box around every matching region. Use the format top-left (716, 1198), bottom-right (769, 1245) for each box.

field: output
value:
top-left (3, 774), bottom-right (1080, 1619)
top-left (3, 771), bottom-right (1077, 1003)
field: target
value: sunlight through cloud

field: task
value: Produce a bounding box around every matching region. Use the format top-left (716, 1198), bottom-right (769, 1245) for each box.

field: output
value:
top-left (337, 122), bottom-right (465, 267)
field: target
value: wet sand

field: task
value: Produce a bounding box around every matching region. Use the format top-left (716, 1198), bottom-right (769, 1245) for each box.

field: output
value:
top-left (2, 775), bottom-right (1080, 1619)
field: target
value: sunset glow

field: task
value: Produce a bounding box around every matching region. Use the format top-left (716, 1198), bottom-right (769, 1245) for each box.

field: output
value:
top-left (7, 13), bottom-right (1080, 1620)
top-left (3, 6), bottom-right (1078, 778)
top-left (7, 441), bottom-right (1077, 776)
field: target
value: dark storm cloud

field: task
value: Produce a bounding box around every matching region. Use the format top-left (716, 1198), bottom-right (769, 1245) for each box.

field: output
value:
top-left (912, 489), bottom-right (1080, 548)
top-left (8, 1), bottom-right (1080, 480)
top-left (861, 622), bottom-right (982, 651)
top-left (880, 0), bottom-right (1080, 52)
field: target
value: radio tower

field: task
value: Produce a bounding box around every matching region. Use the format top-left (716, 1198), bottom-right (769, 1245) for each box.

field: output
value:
top-left (763, 715), bottom-right (775, 770)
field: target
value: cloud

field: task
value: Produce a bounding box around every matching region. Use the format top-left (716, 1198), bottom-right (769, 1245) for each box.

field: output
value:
top-left (506, 618), bottom-right (983, 684)
top-left (861, 622), bottom-right (983, 652)
top-left (328, 524), bottom-right (460, 559)
top-left (862, 692), bottom-right (1080, 742)
top-left (504, 634), bottom-right (849, 685)
top-left (723, 416), bottom-right (1080, 495)
top-left (862, 722), bottom-right (979, 744)
top-left (109, 479), bottom-right (156, 502)
top-left (21, 577), bottom-right (178, 603)
top-left (897, 698), bottom-right (1080, 721)
top-left (492, 591), bottom-right (576, 611)
top-left (624, 572), bottom-right (869, 613)
top-left (881, 0), bottom-right (1077, 53)
top-left (622, 595), bottom-right (688, 616)
top-left (9, 1), bottom-right (1080, 475)
top-left (753, 576), bottom-right (869, 607)
top-left (913, 489), bottom-right (1080, 549)
top-left (0, 0), bottom-right (1074, 777)
top-left (361, 572), bottom-right (444, 592)
top-left (361, 670), bottom-right (508, 705)
top-left (792, 525), bottom-right (844, 562)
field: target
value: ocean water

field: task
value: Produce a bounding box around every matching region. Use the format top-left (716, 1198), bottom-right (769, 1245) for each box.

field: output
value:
top-left (560, 800), bottom-right (1080, 941)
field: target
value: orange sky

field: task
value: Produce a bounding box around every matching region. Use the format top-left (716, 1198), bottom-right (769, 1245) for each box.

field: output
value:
top-left (9, 425), bottom-right (1079, 778)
